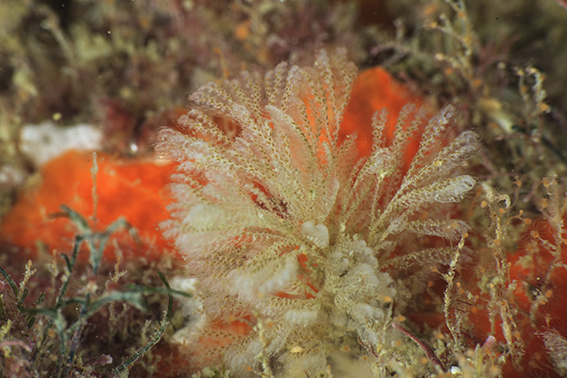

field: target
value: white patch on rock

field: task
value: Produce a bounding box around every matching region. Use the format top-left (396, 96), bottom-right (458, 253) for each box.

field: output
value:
top-left (19, 121), bottom-right (103, 167)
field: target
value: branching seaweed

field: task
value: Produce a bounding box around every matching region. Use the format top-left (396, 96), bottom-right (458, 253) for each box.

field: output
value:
top-left (0, 206), bottom-right (190, 377)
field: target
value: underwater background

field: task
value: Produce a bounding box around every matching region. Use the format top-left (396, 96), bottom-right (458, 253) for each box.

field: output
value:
top-left (1, 0), bottom-right (567, 377)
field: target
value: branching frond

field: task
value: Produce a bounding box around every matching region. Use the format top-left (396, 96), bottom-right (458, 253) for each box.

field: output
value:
top-left (157, 49), bottom-right (479, 377)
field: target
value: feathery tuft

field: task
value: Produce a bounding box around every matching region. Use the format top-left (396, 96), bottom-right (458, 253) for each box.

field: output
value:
top-left (156, 49), bottom-right (479, 377)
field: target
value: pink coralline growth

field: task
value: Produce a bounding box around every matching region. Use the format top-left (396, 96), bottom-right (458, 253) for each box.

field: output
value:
top-left (156, 49), bottom-right (479, 377)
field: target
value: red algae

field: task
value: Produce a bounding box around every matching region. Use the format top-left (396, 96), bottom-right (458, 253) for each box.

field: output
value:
top-left (0, 150), bottom-right (178, 262)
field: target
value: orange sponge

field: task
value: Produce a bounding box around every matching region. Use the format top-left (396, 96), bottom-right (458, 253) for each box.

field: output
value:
top-left (0, 150), bottom-right (178, 262)
top-left (341, 67), bottom-right (427, 161)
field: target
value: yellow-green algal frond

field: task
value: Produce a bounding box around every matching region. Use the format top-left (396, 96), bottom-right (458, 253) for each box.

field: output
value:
top-left (156, 49), bottom-right (479, 378)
